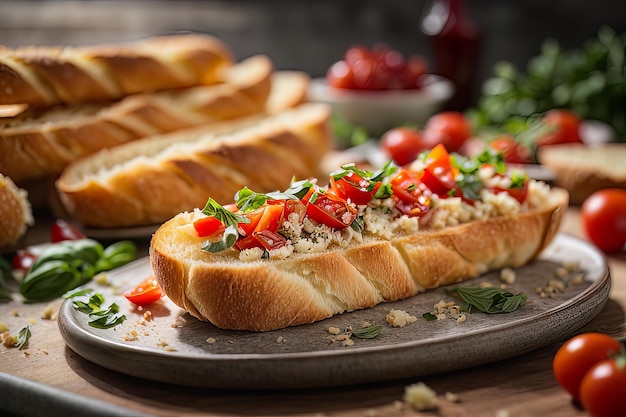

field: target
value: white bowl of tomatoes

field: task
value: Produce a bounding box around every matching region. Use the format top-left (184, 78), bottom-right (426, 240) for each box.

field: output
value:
top-left (308, 45), bottom-right (455, 136)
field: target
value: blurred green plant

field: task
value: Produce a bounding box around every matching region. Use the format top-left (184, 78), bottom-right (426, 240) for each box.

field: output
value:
top-left (468, 25), bottom-right (626, 142)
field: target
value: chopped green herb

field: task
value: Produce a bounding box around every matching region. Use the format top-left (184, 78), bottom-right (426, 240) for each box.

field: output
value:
top-left (422, 312), bottom-right (438, 321)
top-left (15, 325), bottom-right (31, 350)
top-left (64, 288), bottom-right (126, 329)
top-left (202, 226), bottom-right (239, 253)
top-left (351, 324), bottom-right (382, 339)
top-left (201, 198), bottom-right (249, 227)
top-left (446, 286), bottom-right (527, 314)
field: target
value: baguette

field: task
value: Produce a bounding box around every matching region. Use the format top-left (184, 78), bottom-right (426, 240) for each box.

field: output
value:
top-left (538, 143), bottom-right (626, 204)
top-left (55, 103), bottom-right (332, 228)
top-left (0, 174), bottom-right (33, 248)
top-left (0, 34), bottom-right (233, 106)
top-left (0, 54), bottom-right (273, 184)
top-left (149, 147), bottom-right (568, 331)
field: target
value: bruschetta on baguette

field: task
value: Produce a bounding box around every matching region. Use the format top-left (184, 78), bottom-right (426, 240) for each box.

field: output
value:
top-left (150, 145), bottom-right (568, 331)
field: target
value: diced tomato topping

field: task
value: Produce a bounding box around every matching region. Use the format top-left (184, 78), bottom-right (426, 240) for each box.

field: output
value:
top-left (302, 187), bottom-right (357, 230)
top-left (252, 230), bottom-right (288, 251)
top-left (390, 169), bottom-right (432, 217)
top-left (420, 144), bottom-right (462, 198)
top-left (235, 203), bottom-right (285, 251)
top-left (493, 181), bottom-right (529, 204)
top-left (193, 216), bottom-right (225, 238)
top-left (330, 171), bottom-right (380, 205)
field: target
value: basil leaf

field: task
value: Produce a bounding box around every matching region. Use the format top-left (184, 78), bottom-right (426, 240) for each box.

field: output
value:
top-left (15, 325), bottom-right (31, 350)
top-left (202, 226), bottom-right (239, 253)
top-left (201, 198), bottom-right (249, 228)
top-left (350, 216), bottom-right (364, 233)
top-left (88, 303), bottom-right (126, 329)
top-left (351, 324), bottom-right (382, 339)
top-left (447, 286), bottom-right (527, 314)
top-left (235, 187), bottom-right (269, 212)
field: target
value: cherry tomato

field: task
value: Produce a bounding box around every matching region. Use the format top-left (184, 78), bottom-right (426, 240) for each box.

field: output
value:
top-left (537, 109), bottom-right (583, 147)
top-left (419, 144), bottom-right (460, 198)
top-left (422, 111), bottom-right (472, 152)
top-left (51, 219), bottom-right (86, 242)
top-left (553, 332), bottom-right (622, 400)
top-left (331, 171), bottom-right (380, 205)
top-left (235, 204), bottom-right (285, 251)
top-left (251, 230), bottom-right (287, 251)
top-left (193, 216), bottom-right (225, 238)
top-left (581, 189), bottom-right (626, 253)
top-left (579, 354), bottom-right (626, 417)
top-left (303, 188), bottom-right (357, 230)
top-left (326, 45), bottom-right (428, 91)
top-left (326, 60), bottom-right (356, 89)
top-left (489, 135), bottom-right (532, 164)
top-left (380, 127), bottom-right (426, 166)
top-left (11, 249), bottom-right (37, 273)
top-left (124, 276), bottom-right (163, 306)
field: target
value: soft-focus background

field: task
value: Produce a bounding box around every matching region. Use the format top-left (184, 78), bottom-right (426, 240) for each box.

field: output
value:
top-left (1, 0), bottom-right (625, 107)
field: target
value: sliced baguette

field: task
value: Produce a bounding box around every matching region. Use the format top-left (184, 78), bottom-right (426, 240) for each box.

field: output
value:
top-left (0, 34), bottom-right (233, 106)
top-left (0, 174), bottom-right (33, 248)
top-left (149, 187), bottom-right (568, 332)
top-left (538, 143), bottom-right (626, 204)
top-left (55, 103), bottom-right (332, 228)
top-left (0, 54), bottom-right (273, 184)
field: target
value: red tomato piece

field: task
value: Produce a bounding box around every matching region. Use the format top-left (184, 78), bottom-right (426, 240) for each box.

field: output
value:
top-left (420, 144), bottom-right (461, 198)
top-left (124, 276), bottom-right (163, 306)
top-left (581, 189), bottom-right (626, 253)
top-left (303, 188), bottom-right (356, 230)
top-left (422, 111), bottom-right (472, 152)
top-left (390, 169), bottom-right (432, 217)
top-left (380, 127), bottom-right (426, 166)
top-left (492, 181), bottom-right (529, 204)
top-left (51, 219), bottom-right (86, 242)
top-left (251, 230), bottom-right (288, 251)
top-left (553, 332), bottom-right (622, 400)
top-left (331, 172), bottom-right (379, 205)
top-left (193, 216), bottom-right (225, 238)
top-left (326, 60), bottom-right (356, 89)
top-left (579, 354), bottom-right (626, 417)
top-left (11, 249), bottom-right (37, 273)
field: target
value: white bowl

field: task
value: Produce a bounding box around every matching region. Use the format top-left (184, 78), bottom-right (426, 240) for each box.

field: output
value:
top-left (307, 75), bottom-right (454, 136)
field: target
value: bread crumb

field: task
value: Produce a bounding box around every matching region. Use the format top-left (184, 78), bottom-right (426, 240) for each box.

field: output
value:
top-left (0, 322), bottom-right (8, 333)
top-left (206, 337), bottom-right (216, 344)
top-left (342, 338), bottom-right (354, 347)
top-left (328, 327), bottom-right (341, 335)
top-left (27, 318), bottom-right (36, 325)
top-left (277, 336), bottom-right (286, 344)
top-left (403, 382), bottom-right (438, 411)
top-left (386, 309), bottom-right (417, 327)
top-left (500, 268), bottom-right (516, 285)
top-left (495, 410), bottom-right (510, 417)
top-left (445, 391), bottom-right (460, 402)
top-left (12, 309), bottom-right (19, 317)
top-left (41, 305), bottom-right (56, 320)
top-left (143, 310), bottom-right (153, 322)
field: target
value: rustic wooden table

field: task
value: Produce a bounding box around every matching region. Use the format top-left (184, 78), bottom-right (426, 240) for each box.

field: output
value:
top-left (0, 207), bottom-right (624, 417)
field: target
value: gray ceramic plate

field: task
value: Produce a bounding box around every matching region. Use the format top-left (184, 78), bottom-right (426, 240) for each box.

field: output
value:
top-left (58, 233), bottom-right (610, 390)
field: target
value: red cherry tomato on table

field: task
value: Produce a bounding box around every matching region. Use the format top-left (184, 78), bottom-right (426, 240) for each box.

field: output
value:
top-left (380, 127), bottom-right (426, 166)
top-left (537, 109), bottom-right (583, 147)
top-left (51, 219), bottom-right (86, 242)
top-left (579, 354), bottom-right (626, 417)
top-left (581, 189), bottom-right (626, 253)
top-left (124, 276), bottom-right (163, 307)
top-left (552, 332), bottom-right (622, 400)
top-left (422, 111), bottom-right (472, 153)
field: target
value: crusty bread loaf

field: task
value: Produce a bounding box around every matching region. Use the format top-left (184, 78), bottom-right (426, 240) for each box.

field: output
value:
top-left (538, 143), bottom-right (626, 204)
top-left (0, 34), bottom-right (233, 106)
top-left (0, 55), bottom-right (273, 184)
top-left (0, 174), bottom-right (33, 248)
top-left (149, 188), bottom-right (568, 331)
top-left (55, 103), bottom-right (332, 228)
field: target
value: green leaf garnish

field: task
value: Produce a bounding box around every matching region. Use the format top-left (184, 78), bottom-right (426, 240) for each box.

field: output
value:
top-left (201, 198), bottom-right (249, 227)
top-left (15, 325), bottom-right (31, 350)
top-left (202, 226), bottom-right (239, 253)
top-left (446, 286), bottom-right (527, 314)
top-left (422, 312), bottom-right (438, 321)
top-left (235, 187), bottom-right (269, 213)
top-left (351, 324), bottom-right (382, 339)
top-left (65, 288), bottom-right (126, 329)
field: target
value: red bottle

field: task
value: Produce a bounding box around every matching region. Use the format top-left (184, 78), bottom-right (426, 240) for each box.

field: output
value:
top-left (420, 0), bottom-right (482, 110)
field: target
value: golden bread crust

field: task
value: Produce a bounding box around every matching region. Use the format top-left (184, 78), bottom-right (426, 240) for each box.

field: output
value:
top-left (0, 34), bottom-right (233, 106)
top-left (1, 55), bottom-right (273, 184)
top-left (0, 174), bottom-right (33, 247)
top-left (149, 188), bottom-right (568, 331)
top-left (55, 103), bottom-right (332, 228)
